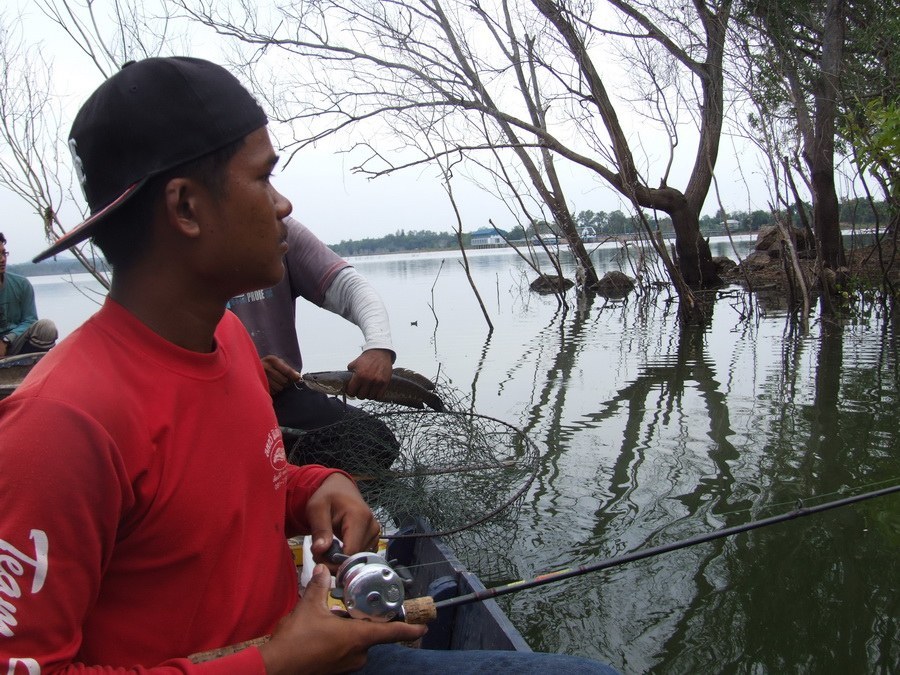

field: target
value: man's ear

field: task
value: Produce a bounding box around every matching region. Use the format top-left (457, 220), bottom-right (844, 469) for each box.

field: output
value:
top-left (163, 177), bottom-right (205, 239)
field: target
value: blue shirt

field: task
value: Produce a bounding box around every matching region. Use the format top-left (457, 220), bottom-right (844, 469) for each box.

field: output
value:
top-left (0, 272), bottom-right (39, 339)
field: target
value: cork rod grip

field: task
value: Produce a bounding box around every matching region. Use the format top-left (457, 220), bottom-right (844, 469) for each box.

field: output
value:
top-left (189, 636), bottom-right (270, 663)
top-left (402, 596), bottom-right (438, 624)
top-left (187, 597), bottom-right (437, 663)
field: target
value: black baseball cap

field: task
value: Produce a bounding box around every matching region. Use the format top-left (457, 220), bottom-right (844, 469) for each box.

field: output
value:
top-left (33, 57), bottom-right (268, 263)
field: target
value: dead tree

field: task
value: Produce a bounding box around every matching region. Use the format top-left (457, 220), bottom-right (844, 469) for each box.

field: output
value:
top-left (179, 0), bottom-right (740, 323)
top-left (0, 15), bottom-right (109, 288)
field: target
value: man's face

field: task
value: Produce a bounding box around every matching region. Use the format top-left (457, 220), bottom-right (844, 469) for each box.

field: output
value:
top-left (198, 127), bottom-right (292, 298)
top-left (0, 241), bottom-right (7, 275)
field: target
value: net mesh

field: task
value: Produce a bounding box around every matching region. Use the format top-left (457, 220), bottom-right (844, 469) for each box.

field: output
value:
top-left (283, 377), bottom-right (540, 572)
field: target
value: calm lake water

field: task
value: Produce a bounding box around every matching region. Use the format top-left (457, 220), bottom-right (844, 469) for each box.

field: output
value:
top-left (29, 235), bottom-right (899, 673)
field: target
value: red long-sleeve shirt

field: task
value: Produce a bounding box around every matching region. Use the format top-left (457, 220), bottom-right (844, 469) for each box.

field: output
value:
top-left (0, 299), bottom-right (341, 673)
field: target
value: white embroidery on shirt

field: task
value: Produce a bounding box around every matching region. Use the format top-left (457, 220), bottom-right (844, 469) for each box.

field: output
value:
top-left (230, 288), bottom-right (273, 306)
top-left (5, 657), bottom-right (40, 674)
top-left (265, 428), bottom-right (288, 490)
top-left (0, 530), bottom-right (49, 639)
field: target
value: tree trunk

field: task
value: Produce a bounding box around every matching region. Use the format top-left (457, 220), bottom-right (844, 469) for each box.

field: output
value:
top-left (668, 204), bottom-right (722, 288)
top-left (808, 0), bottom-right (847, 271)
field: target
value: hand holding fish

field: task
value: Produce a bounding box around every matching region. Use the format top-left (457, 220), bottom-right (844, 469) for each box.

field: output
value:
top-left (260, 355), bottom-right (301, 395)
top-left (345, 348), bottom-right (394, 400)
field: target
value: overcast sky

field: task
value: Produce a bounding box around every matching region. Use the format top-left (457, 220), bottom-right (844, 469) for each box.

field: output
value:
top-left (1, 1), bottom-right (775, 264)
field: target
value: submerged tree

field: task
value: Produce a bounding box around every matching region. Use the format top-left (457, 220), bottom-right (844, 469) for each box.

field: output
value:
top-left (733, 0), bottom-right (899, 310)
top-left (178, 0), bottom-right (742, 322)
top-left (737, 0), bottom-right (849, 274)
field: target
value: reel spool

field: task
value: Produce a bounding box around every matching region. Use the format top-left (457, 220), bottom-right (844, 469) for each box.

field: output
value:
top-left (331, 551), bottom-right (413, 621)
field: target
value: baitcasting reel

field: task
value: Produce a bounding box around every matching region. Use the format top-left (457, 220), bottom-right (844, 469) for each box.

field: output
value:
top-left (327, 540), bottom-right (415, 622)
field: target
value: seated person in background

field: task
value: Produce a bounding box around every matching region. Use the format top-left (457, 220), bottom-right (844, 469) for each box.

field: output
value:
top-left (0, 232), bottom-right (57, 357)
top-left (230, 217), bottom-right (401, 473)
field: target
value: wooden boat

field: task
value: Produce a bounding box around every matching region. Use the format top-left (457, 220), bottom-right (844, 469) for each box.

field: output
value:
top-left (386, 519), bottom-right (531, 651)
top-left (0, 352), bottom-right (45, 400)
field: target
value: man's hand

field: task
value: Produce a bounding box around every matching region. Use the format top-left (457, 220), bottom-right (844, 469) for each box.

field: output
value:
top-left (305, 473), bottom-right (381, 561)
top-left (346, 349), bottom-right (393, 400)
top-left (259, 564), bottom-right (427, 675)
top-left (261, 355), bottom-right (300, 395)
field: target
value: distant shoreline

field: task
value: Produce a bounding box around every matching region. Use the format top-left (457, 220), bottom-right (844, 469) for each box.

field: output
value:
top-left (8, 257), bottom-right (102, 278)
top-left (11, 226), bottom-right (872, 278)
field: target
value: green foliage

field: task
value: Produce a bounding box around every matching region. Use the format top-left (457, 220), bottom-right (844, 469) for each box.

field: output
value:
top-left (775, 197), bottom-right (889, 227)
top-left (844, 100), bottom-right (900, 198)
top-left (507, 225), bottom-right (525, 240)
top-left (605, 210), bottom-right (629, 235)
top-left (750, 210), bottom-right (771, 229)
top-left (839, 196), bottom-right (894, 225)
top-left (738, 0), bottom-right (822, 120)
top-left (738, 0), bottom-right (899, 206)
top-left (832, 273), bottom-right (890, 316)
top-left (329, 229), bottom-right (459, 256)
top-left (527, 219), bottom-right (557, 237)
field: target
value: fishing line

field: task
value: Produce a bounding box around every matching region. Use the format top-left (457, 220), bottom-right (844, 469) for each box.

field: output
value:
top-left (431, 483), bottom-right (900, 611)
top-left (711, 476), bottom-right (900, 521)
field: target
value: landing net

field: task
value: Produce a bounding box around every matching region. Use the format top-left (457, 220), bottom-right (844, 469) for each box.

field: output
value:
top-left (283, 382), bottom-right (540, 570)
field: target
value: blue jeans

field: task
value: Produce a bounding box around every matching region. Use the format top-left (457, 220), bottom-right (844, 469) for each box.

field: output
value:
top-left (356, 644), bottom-right (620, 674)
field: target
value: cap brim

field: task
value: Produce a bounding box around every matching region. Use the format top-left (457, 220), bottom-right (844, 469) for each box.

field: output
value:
top-left (32, 180), bottom-right (146, 263)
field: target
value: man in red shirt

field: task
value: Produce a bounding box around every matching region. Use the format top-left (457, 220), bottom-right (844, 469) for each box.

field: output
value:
top-left (0, 56), bottom-right (424, 673)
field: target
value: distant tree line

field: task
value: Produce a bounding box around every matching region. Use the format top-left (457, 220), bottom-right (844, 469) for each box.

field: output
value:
top-left (533, 198), bottom-right (887, 239)
top-left (13, 199), bottom-right (886, 273)
top-left (575, 199), bottom-right (886, 238)
top-left (9, 197), bottom-right (888, 273)
top-left (328, 198), bottom-right (888, 257)
top-left (330, 229), bottom-right (460, 256)
top-left (9, 256), bottom-right (106, 278)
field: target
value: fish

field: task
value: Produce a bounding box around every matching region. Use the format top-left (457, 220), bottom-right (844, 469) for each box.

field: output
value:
top-left (391, 367), bottom-right (437, 391)
top-left (301, 369), bottom-right (445, 412)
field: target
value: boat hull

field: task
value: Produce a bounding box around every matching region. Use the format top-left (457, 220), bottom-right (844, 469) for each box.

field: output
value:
top-left (0, 352), bottom-right (45, 399)
top-left (387, 521), bottom-right (531, 652)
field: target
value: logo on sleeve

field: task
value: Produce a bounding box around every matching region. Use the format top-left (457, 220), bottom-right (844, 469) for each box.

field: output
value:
top-left (1, 529), bottom-right (49, 639)
top-left (264, 427), bottom-right (288, 489)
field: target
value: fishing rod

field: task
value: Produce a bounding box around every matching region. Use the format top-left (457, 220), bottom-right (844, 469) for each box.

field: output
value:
top-left (428, 483), bottom-right (900, 612)
top-left (189, 483), bottom-right (899, 662)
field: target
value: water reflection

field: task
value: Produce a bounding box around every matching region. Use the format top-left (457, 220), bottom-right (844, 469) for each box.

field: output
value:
top-left (495, 296), bottom-right (898, 673)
